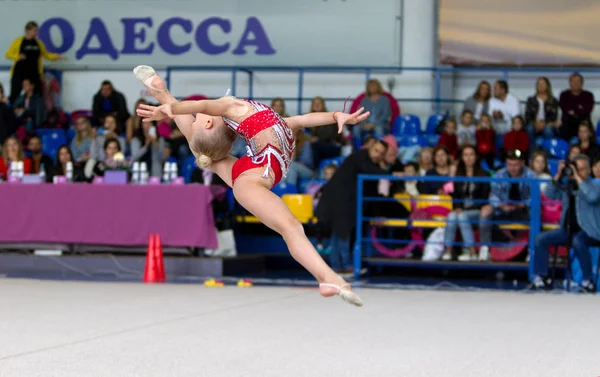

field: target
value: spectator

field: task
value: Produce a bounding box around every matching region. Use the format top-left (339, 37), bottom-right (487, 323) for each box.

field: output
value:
top-left (125, 98), bottom-right (147, 143)
top-left (558, 73), bottom-right (594, 142)
top-left (592, 159), bottom-right (600, 179)
top-left (306, 164), bottom-right (337, 209)
top-left (70, 116), bottom-right (94, 163)
top-left (568, 144), bottom-right (582, 163)
top-left (270, 97), bottom-right (288, 117)
top-left (353, 79), bottom-right (391, 141)
top-left (443, 145), bottom-right (491, 261)
top-left (525, 77), bottom-right (559, 143)
top-left (531, 155), bottom-right (600, 292)
top-left (0, 84), bottom-right (17, 145)
top-left (92, 80), bottom-right (129, 126)
top-left (13, 78), bottom-right (45, 129)
top-left (91, 138), bottom-right (122, 178)
top-left (90, 114), bottom-right (126, 161)
top-left (316, 139), bottom-right (389, 273)
top-left (530, 150), bottom-right (552, 193)
top-left (377, 134), bottom-right (403, 196)
top-left (49, 145), bottom-right (85, 182)
top-left (281, 129), bottom-right (315, 186)
top-left (419, 146), bottom-right (452, 195)
top-left (418, 147), bottom-right (434, 175)
top-left (27, 135), bottom-right (53, 176)
top-left (130, 120), bottom-right (165, 178)
top-left (402, 162), bottom-right (420, 196)
top-left (0, 136), bottom-right (31, 178)
top-left (5, 21), bottom-right (64, 104)
top-left (463, 80), bottom-right (491, 122)
top-left (309, 97), bottom-right (341, 168)
top-left (162, 118), bottom-right (192, 161)
top-left (457, 110), bottom-right (476, 146)
top-left (503, 116), bottom-right (530, 161)
top-left (488, 80), bottom-right (521, 135)
top-left (360, 136), bottom-right (376, 150)
top-left (576, 121), bottom-right (600, 162)
top-left (475, 113), bottom-right (496, 170)
top-left (436, 118), bottom-right (458, 159)
top-left (479, 149), bottom-right (537, 261)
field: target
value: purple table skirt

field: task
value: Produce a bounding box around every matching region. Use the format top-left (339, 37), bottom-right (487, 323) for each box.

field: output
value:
top-left (0, 183), bottom-right (226, 248)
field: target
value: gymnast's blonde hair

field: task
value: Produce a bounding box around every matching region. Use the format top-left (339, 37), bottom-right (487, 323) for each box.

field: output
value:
top-left (189, 124), bottom-right (237, 168)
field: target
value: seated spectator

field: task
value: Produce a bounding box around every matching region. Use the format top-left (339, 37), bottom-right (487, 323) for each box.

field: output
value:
top-left (442, 145), bottom-right (491, 261)
top-left (558, 73), bottom-right (594, 142)
top-left (568, 144), bottom-right (582, 163)
top-left (488, 80), bottom-right (521, 135)
top-left (457, 110), bottom-right (476, 146)
top-left (91, 138), bottom-right (122, 178)
top-left (49, 145), bottom-right (85, 182)
top-left (90, 114), bottom-right (126, 161)
top-left (309, 96), bottom-right (341, 168)
top-left (419, 146), bottom-right (451, 195)
top-left (503, 116), bottom-right (530, 161)
top-left (0, 83), bottom-right (17, 146)
top-left (353, 79), bottom-right (391, 141)
top-left (0, 136), bottom-right (31, 178)
top-left (401, 162), bottom-right (420, 196)
top-left (70, 116), bottom-right (94, 163)
top-left (479, 150), bottom-right (536, 261)
top-left (92, 80), bottom-right (129, 126)
top-left (418, 147), bottom-right (434, 175)
top-left (130, 120), bottom-right (165, 178)
top-left (525, 77), bottom-right (558, 143)
top-left (529, 150), bottom-right (552, 194)
top-left (592, 159), bottom-right (600, 179)
top-left (270, 97), bottom-right (289, 117)
top-left (27, 135), bottom-right (53, 176)
top-left (436, 118), bottom-right (458, 159)
top-left (475, 113), bottom-right (496, 170)
top-left (281, 129), bottom-right (315, 186)
top-left (306, 164), bottom-right (337, 209)
top-left (13, 78), bottom-right (45, 129)
top-left (531, 155), bottom-right (599, 292)
top-left (125, 98), bottom-right (147, 143)
top-left (462, 80), bottom-right (491, 122)
top-left (576, 121), bottom-right (600, 162)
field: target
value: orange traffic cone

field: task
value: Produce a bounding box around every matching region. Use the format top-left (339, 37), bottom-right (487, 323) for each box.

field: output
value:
top-left (155, 233), bottom-right (166, 282)
top-left (143, 234), bottom-right (160, 283)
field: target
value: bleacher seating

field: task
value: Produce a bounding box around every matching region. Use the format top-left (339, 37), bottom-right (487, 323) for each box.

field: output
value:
top-left (392, 115), bottom-right (421, 136)
top-left (425, 114), bottom-right (445, 134)
top-left (542, 138), bottom-right (569, 160)
top-left (36, 129), bottom-right (66, 163)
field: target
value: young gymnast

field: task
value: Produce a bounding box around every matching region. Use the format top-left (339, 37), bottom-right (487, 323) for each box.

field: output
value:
top-left (133, 65), bottom-right (369, 306)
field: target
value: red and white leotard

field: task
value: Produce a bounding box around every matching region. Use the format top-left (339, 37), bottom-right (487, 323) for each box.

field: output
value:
top-left (222, 99), bottom-right (295, 185)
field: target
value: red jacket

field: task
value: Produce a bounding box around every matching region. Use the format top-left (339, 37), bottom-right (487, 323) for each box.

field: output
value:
top-left (476, 128), bottom-right (496, 155)
top-left (0, 157), bottom-right (32, 179)
top-left (437, 132), bottom-right (458, 159)
top-left (503, 130), bottom-right (530, 154)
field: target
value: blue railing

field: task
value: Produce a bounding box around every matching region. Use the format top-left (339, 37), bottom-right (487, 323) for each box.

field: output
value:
top-left (164, 65), bottom-right (600, 115)
top-left (352, 174), bottom-right (547, 280)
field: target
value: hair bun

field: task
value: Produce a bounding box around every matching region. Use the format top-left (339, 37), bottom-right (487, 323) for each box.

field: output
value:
top-left (197, 154), bottom-right (212, 168)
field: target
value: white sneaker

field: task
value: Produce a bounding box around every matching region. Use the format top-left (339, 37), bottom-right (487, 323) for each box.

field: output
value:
top-left (457, 253), bottom-right (471, 262)
top-left (479, 246), bottom-right (490, 261)
top-left (441, 252), bottom-right (452, 261)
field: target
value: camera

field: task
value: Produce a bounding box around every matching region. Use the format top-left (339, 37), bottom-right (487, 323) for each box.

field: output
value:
top-left (560, 160), bottom-right (574, 179)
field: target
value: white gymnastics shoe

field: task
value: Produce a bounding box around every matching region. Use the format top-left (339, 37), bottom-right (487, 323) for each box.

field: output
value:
top-left (319, 283), bottom-right (363, 307)
top-left (133, 65), bottom-right (165, 92)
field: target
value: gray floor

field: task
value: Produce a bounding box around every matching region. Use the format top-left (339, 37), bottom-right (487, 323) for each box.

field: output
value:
top-left (0, 279), bottom-right (599, 377)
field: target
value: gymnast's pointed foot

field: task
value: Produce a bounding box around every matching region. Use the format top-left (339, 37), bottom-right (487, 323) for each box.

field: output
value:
top-left (319, 279), bottom-right (363, 307)
top-left (133, 65), bottom-right (166, 93)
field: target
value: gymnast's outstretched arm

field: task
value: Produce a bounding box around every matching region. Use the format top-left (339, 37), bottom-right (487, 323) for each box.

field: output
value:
top-left (285, 107), bottom-right (370, 134)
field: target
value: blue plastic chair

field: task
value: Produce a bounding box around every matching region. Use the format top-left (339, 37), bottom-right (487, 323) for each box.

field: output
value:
top-left (298, 178), bottom-right (311, 193)
top-left (181, 155), bottom-right (197, 183)
top-left (596, 120), bottom-right (600, 137)
top-left (423, 134), bottom-right (440, 147)
top-left (548, 159), bottom-right (561, 176)
top-left (399, 135), bottom-right (426, 147)
top-left (66, 128), bottom-right (76, 144)
top-left (37, 130), bottom-right (67, 164)
top-left (495, 134), bottom-right (504, 155)
top-left (272, 182), bottom-right (298, 196)
top-left (392, 116), bottom-right (421, 136)
top-left (542, 138), bottom-right (569, 160)
top-left (425, 114), bottom-right (446, 134)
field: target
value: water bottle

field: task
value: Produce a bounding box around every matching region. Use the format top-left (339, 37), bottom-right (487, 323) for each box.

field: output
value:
top-left (169, 162), bottom-right (178, 182)
top-left (39, 163), bottom-right (46, 183)
top-left (66, 162), bottom-right (73, 183)
top-left (140, 162), bottom-right (149, 184)
top-left (162, 161), bottom-right (171, 183)
top-left (132, 162), bottom-right (140, 184)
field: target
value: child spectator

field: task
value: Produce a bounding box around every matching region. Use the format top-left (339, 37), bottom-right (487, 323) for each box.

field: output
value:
top-left (457, 110), bottom-right (476, 146)
top-left (529, 150), bottom-right (552, 194)
top-left (402, 162), bottom-right (420, 196)
top-left (475, 113), bottom-right (496, 170)
top-left (503, 115), bottom-right (530, 161)
top-left (437, 118), bottom-right (458, 159)
top-left (0, 136), bottom-right (31, 178)
top-left (306, 164), bottom-right (337, 209)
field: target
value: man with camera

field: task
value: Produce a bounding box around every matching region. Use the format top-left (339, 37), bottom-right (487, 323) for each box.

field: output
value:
top-left (531, 154), bottom-right (600, 292)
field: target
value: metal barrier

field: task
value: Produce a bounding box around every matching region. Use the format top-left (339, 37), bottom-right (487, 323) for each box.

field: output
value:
top-left (352, 174), bottom-right (547, 280)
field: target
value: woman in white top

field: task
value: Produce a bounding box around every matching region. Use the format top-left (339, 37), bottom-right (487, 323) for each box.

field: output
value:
top-left (525, 77), bottom-right (559, 143)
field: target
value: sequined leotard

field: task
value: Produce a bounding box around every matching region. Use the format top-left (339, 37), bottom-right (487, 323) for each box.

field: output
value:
top-left (222, 99), bottom-right (295, 185)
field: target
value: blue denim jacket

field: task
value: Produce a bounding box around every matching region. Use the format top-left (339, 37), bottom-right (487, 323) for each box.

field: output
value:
top-left (545, 179), bottom-right (600, 240)
top-left (489, 166), bottom-right (538, 208)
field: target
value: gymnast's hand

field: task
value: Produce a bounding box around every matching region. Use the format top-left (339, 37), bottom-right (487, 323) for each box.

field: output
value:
top-left (137, 103), bottom-right (175, 122)
top-left (334, 107), bottom-right (371, 133)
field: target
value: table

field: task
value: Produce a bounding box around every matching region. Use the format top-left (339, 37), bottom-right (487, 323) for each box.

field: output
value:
top-left (0, 183), bottom-right (225, 248)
